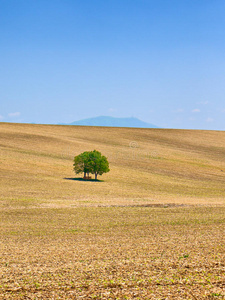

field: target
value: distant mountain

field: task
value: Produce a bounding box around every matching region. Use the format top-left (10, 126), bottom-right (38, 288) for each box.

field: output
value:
top-left (66, 116), bottom-right (158, 128)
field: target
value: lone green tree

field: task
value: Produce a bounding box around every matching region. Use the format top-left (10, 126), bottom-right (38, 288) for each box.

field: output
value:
top-left (73, 151), bottom-right (91, 178)
top-left (73, 150), bottom-right (110, 180)
top-left (88, 150), bottom-right (110, 180)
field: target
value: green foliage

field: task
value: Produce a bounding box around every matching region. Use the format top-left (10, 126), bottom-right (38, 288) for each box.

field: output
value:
top-left (73, 151), bottom-right (90, 176)
top-left (73, 150), bottom-right (110, 180)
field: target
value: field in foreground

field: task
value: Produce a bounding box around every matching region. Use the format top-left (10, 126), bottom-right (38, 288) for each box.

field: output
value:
top-left (1, 206), bottom-right (224, 299)
top-left (0, 123), bottom-right (224, 299)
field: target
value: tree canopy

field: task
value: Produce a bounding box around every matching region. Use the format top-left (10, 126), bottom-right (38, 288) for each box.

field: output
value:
top-left (73, 150), bottom-right (110, 180)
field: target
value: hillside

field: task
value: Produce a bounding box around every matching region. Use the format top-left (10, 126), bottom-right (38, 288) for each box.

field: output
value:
top-left (68, 116), bottom-right (158, 128)
top-left (0, 122), bottom-right (225, 207)
top-left (1, 122), bottom-right (225, 299)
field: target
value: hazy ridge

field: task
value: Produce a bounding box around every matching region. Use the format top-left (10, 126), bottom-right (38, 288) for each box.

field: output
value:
top-left (65, 116), bottom-right (158, 128)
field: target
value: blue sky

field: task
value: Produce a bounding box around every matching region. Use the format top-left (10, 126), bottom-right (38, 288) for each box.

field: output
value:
top-left (1, 0), bottom-right (225, 130)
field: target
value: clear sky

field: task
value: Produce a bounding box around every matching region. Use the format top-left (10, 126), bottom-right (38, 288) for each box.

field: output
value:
top-left (1, 0), bottom-right (225, 130)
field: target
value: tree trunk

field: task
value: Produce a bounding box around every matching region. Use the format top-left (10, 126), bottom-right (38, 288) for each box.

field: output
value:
top-left (95, 172), bottom-right (97, 180)
top-left (84, 172), bottom-right (86, 178)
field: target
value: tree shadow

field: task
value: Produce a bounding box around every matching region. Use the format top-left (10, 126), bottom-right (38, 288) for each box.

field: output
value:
top-left (64, 177), bottom-right (104, 182)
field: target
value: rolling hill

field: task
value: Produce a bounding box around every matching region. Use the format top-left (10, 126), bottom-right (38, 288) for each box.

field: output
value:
top-left (0, 122), bottom-right (225, 207)
top-left (1, 122), bottom-right (225, 299)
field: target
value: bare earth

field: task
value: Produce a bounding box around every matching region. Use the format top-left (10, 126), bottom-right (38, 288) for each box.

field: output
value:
top-left (0, 123), bottom-right (224, 299)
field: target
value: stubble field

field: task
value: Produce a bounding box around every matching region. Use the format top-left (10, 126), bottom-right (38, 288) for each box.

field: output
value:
top-left (0, 123), bottom-right (224, 299)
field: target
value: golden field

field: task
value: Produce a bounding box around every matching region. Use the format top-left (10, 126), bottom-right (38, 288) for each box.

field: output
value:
top-left (0, 122), bottom-right (225, 206)
top-left (0, 122), bottom-right (224, 299)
